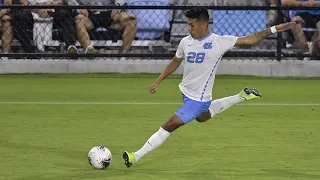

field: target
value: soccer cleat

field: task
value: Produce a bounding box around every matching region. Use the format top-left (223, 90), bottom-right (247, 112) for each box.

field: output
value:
top-left (239, 88), bottom-right (262, 101)
top-left (122, 151), bottom-right (136, 168)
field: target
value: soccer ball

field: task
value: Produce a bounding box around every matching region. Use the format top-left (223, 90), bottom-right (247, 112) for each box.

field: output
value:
top-left (88, 145), bottom-right (112, 169)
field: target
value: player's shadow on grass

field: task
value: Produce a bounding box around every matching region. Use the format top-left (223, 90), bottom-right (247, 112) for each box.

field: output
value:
top-left (2, 140), bottom-right (217, 179)
top-left (2, 140), bottom-right (193, 180)
top-left (0, 139), bottom-right (117, 180)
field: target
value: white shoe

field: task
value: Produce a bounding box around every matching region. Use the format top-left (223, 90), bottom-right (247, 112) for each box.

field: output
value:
top-left (67, 45), bottom-right (78, 54)
top-left (85, 46), bottom-right (98, 54)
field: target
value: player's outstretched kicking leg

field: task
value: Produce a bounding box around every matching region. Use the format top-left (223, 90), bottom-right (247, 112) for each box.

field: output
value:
top-left (195, 87), bottom-right (261, 122)
top-left (122, 87), bottom-right (261, 168)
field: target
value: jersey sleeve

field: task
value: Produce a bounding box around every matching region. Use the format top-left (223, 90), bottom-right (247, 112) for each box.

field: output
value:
top-left (175, 38), bottom-right (186, 59)
top-left (216, 35), bottom-right (238, 53)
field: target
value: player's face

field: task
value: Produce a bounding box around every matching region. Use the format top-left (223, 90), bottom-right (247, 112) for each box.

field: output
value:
top-left (187, 18), bottom-right (207, 39)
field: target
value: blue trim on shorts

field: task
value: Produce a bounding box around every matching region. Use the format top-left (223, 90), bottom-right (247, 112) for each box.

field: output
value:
top-left (175, 94), bottom-right (211, 124)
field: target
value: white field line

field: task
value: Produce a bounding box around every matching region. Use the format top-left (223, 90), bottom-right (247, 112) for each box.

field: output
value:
top-left (0, 102), bottom-right (319, 106)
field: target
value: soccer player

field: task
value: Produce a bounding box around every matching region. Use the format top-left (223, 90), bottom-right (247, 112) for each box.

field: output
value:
top-left (122, 7), bottom-right (295, 168)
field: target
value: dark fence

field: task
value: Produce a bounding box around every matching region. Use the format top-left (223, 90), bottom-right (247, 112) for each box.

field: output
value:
top-left (0, 4), bottom-right (319, 60)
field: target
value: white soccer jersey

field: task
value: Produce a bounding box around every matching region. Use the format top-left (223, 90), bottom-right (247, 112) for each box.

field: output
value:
top-left (175, 32), bottom-right (238, 102)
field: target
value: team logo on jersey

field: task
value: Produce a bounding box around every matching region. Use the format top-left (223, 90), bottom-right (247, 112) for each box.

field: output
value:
top-left (203, 43), bottom-right (212, 49)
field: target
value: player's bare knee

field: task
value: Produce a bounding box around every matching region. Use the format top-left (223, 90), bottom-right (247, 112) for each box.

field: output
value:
top-left (195, 117), bottom-right (208, 123)
top-left (162, 116), bottom-right (184, 132)
top-left (196, 111), bottom-right (211, 123)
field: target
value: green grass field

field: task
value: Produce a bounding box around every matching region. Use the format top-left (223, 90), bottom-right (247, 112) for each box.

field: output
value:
top-left (0, 74), bottom-right (319, 180)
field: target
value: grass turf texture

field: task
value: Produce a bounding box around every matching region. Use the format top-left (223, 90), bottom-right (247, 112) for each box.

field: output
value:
top-left (0, 74), bottom-right (319, 180)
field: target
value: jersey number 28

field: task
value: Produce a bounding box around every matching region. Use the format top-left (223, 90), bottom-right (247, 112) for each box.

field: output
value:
top-left (187, 52), bottom-right (206, 64)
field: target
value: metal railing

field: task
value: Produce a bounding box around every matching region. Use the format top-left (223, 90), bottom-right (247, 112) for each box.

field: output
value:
top-left (0, 4), bottom-right (319, 60)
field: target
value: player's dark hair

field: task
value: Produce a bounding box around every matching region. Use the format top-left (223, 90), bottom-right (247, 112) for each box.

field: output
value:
top-left (184, 7), bottom-right (209, 22)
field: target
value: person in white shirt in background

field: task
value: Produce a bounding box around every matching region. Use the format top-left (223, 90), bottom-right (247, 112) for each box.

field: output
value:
top-left (11, 0), bottom-right (79, 54)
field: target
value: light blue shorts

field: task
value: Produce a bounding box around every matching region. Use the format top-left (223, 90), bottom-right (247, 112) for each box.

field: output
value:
top-left (175, 94), bottom-right (211, 124)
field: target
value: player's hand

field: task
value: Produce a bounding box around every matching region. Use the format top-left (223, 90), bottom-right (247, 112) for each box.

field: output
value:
top-left (275, 22), bottom-right (296, 32)
top-left (148, 82), bottom-right (159, 94)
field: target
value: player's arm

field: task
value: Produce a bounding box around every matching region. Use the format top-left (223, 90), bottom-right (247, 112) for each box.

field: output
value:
top-left (153, 56), bottom-right (183, 84)
top-left (235, 22), bottom-right (296, 45)
top-left (149, 37), bottom-right (185, 93)
top-left (156, 56), bottom-right (183, 83)
top-left (148, 56), bottom-right (183, 93)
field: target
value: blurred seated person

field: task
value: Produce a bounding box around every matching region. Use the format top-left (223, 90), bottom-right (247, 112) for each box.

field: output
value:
top-left (267, 0), bottom-right (279, 27)
top-left (11, 0), bottom-right (78, 53)
top-left (73, 0), bottom-right (137, 54)
top-left (0, 0), bottom-right (12, 54)
top-left (282, 0), bottom-right (320, 55)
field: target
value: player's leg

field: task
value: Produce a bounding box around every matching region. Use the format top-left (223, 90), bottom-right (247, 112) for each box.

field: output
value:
top-left (109, 12), bottom-right (137, 54)
top-left (196, 88), bottom-right (262, 123)
top-left (122, 96), bottom-right (210, 168)
top-left (122, 115), bottom-right (183, 168)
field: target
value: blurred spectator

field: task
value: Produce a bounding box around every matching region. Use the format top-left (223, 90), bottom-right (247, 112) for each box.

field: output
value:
top-left (73, 0), bottom-right (137, 54)
top-left (11, 0), bottom-right (78, 53)
top-left (267, 0), bottom-right (279, 27)
top-left (282, 0), bottom-right (320, 55)
top-left (0, 0), bottom-right (12, 54)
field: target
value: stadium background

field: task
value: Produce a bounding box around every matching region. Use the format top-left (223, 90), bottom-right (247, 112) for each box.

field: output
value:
top-left (0, 0), bottom-right (319, 76)
top-left (0, 1), bottom-right (319, 180)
